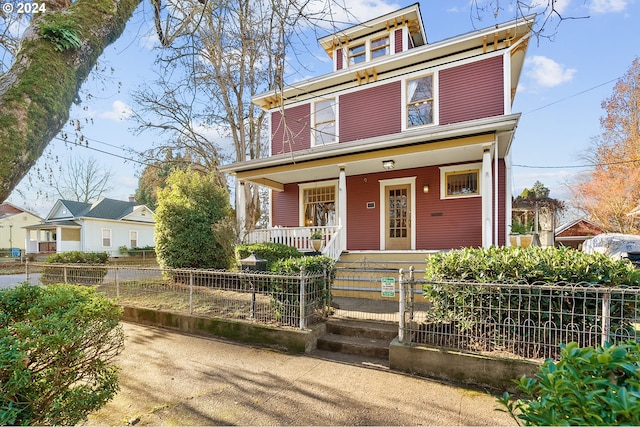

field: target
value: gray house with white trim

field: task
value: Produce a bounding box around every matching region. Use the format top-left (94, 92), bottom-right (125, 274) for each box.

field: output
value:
top-left (25, 198), bottom-right (155, 256)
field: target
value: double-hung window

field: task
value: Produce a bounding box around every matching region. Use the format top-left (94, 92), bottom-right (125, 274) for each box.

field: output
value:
top-left (370, 36), bottom-right (390, 59)
top-left (314, 99), bottom-right (336, 144)
top-left (406, 75), bottom-right (434, 127)
top-left (102, 228), bottom-right (112, 247)
top-left (130, 230), bottom-right (138, 248)
top-left (348, 44), bottom-right (366, 65)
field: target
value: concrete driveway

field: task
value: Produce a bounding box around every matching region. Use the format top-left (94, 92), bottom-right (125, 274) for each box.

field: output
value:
top-left (86, 322), bottom-right (516, 426)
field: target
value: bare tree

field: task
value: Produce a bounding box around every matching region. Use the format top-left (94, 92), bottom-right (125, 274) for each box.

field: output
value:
top-left (52, 156), bottom-right (114, 202)
top-left (0, 0), bottom-right (592, 204)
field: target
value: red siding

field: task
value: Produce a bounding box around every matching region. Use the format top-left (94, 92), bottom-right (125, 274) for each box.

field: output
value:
top-left (339, 81), bottom-right (402, 143)
top-left (271, 104), bottom-right (311, 155)
top-left (345, 175), bottom-right (382, 250)
top-left (271, 184), bottom-right (299, 226)
top-left (394, 29), bottom-right (403, 54)
top-left (439, 56), bottom-right (504, 125)
top-left (271, 161), bottom-right (507, 250)
top-left (336, 48), bottom-right (343, 70)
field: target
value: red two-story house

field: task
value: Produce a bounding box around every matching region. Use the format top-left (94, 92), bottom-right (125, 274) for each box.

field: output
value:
top-left (221, 4), bottom-right (534, 258)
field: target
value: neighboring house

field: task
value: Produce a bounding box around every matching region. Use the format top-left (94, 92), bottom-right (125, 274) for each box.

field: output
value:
top-left (555, 218), bottom-right (605, 250)
top-left (221, 5), bottom-right (534, 255)
top-left (0, 202), bottom-right (42, 252)
top-left (24, 198), bottom-right (155, 256)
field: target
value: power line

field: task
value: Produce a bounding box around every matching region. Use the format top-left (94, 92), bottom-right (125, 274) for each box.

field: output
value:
top-left (513, 157), bottom-right (640, 169)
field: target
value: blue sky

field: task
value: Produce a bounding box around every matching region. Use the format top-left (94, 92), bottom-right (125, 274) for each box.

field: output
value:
top-left (7, 0), bottom-right (639, 219)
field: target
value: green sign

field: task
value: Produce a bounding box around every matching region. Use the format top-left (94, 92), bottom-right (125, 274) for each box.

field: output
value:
top-left (381, 277), bottom-right (395, 297)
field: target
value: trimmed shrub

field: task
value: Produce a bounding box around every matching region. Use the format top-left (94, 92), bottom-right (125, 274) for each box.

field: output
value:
top-left (235, 242), bottom-right (303, 270)
top-left (269, 256), bottom-right (336, 325)
top-left (0, 284), bottom-right (124, 425)
top-left (422, 247), bottom-right (640, 358)
top-left (424, 246), bottom-right (640, 285)
top-left (498, 340), bottom-right (640, 425)
top-left (41, 251), bottom-right (109, 285)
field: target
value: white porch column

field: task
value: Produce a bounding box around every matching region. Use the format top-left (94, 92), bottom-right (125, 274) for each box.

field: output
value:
top-left (482, 148), bottom-right (493, 248)
top-left (338, 166), bottom-right (347, 251)
top-left (56, 226), bottom-right (62, 253)
top-left (236, 180), bottom-right (247, 241)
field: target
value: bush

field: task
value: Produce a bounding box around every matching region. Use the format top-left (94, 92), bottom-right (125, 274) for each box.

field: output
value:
top-left (41, 251), bottom-right (110, 285)
top-left (422, 247), bottom-right (640, 358)
top-left (155, 169), bottom-right (234, 269)
top-left (235, 242), bottom-right (303, 270)
top-left (424, 246), bottom-right (640, 285)
top-left (498, 340), bottom-right (640, 425)
top-left (268, 256), bottom-right (336, 325)
top-left (0, 284), bottom-right (124, 425)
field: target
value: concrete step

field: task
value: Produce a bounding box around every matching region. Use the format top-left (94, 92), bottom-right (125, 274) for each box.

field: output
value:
top-left (326, 319), bottom-right (398, 341)
top-left (317, 333), bottom-right (390, 360)
top-left (317, 319), bottom-right (398, 360)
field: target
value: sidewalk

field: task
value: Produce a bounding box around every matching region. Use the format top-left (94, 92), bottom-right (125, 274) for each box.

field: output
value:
top-left (87, 322), bottom-right (517, 426)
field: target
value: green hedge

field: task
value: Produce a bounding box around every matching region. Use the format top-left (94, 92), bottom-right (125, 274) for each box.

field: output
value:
top-left (41, 251), bottom-right (109, 285)
top-left (424, 246), bottom-right (640, 285)
top-left (235, 242), bottom-right (303, 271)
top-left (422, 247), bottom-right (640, 358)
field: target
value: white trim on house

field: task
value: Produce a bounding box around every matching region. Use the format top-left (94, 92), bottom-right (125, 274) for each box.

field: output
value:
top-left (439, 162), bottom-right (483, 200)
top-left (298, 179), bottom-right (339, 227)
top-left (378, 176), bottom-right (416, 250)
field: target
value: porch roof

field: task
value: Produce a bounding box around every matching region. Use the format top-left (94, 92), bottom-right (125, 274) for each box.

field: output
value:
top-left (24, 220), bottom-right (80, 230)
top-left (220, 114), bottom-right (519, 190)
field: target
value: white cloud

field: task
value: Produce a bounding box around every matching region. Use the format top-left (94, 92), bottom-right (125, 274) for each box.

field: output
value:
top-left (525, 56), bottom-right (576, 88)
top-left (588, 0), bottom-right (628, 13)
top-left (305, 0), bottom-right (402, 31)
top-left (99, 101), bottom-right (134, 121)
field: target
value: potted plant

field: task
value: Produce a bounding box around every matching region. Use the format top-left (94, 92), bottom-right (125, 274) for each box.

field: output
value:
top-left (309, 229), bottom-right (324, 252)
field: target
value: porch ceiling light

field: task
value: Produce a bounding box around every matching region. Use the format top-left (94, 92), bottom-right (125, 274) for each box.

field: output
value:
top-left (382, 160), bottom-right (395, 170)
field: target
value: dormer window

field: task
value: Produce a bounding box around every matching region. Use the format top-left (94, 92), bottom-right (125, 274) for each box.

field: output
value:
top-left (371, 35), bottom-right (390, 59)
top-left (348, 44), bottom-right (366, 65)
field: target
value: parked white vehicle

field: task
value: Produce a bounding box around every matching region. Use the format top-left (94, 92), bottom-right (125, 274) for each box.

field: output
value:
top-left (582, 233), bottom-right (640, 260)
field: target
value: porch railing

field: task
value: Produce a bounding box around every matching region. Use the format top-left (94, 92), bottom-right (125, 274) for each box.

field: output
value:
top-left (245, 226), bottom-right (342, 259)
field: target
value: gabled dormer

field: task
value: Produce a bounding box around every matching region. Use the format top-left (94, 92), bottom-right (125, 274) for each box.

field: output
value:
top-left (318, 3), bottom-right (426, 72)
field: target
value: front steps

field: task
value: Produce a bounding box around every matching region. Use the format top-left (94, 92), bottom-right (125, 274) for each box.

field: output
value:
top-left (316, 318), bottom-right (398, 360)
top-left (333, 251), bottom-right (433, 301)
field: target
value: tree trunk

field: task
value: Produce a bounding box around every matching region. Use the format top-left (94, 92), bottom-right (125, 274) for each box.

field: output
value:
top-left (0, 0), bottom-right (141, 202)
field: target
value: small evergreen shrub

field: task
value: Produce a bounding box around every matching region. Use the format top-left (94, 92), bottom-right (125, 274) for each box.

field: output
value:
top-left (268, 256), bottom-right (336, 325)
top-left (41, 251), bottom-right (109, 284)
top-left (235, 242), bottom-right (303, 271)
top-left (498, 340), bottom-right (640, 425)
top-left (0, 284), bottom-right (123, 425)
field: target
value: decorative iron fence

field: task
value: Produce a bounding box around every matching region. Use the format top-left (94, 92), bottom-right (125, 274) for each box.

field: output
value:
top-left (26, 262), bottom-right (331, 329)
top-left (399, 267), bottom-right (640, 360)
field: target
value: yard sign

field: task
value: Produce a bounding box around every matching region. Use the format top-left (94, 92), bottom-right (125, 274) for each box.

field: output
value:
top-left (381, 277), bottom-right (395, 297)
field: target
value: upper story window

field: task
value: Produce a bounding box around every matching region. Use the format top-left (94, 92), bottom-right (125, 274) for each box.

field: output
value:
top-left (348, 44), bottom-right (366, 65)
top-left (406, 75), bottom-right (434, 128)
top-left (371, 36), bottom-right (390, 59)
top-left (314, 99), bottom-right (337, 144)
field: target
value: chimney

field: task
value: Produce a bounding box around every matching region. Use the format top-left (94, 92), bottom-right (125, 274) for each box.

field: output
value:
top-left (129, 195), bottom-right (135, 203)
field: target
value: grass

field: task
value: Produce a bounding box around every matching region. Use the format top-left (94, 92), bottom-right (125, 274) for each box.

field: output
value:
top-left (0, 260), bottom-right (26, 275)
